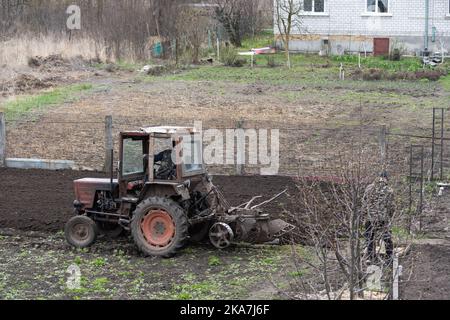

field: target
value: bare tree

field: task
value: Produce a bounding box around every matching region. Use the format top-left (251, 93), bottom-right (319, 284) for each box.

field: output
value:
top-left (274, 0), bottom-right (303, 68)
top-left (287, 142), bottom-right (411, 300)
top-left (214, 0), bottom-right (261, 47)
top-left (176, 6), bottom-right (211, 64)
top-left (293, 152), bottom-right (374, 299)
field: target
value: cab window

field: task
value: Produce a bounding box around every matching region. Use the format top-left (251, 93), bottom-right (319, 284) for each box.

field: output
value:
top-left (122, 138), bottom-right (144, 176)
top-left (182, 136), bottom-right (203, 175)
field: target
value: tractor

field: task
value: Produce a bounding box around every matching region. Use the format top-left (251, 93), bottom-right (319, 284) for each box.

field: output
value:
top-left (65, 126), bottom-right (294, 257)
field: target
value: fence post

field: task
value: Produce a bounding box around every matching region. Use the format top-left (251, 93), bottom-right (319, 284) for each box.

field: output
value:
top-left (379, 125), bottom-right (387, 167)
top-left (0, 112), bottom-right (5, 167)
top-left (104, 115), bottom-right (113, 173)
top-left (236, 120), bottom-right (245, 176)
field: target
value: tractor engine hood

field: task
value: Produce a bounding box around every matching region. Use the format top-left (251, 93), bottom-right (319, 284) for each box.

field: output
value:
top-left (74, 178), bottom-right (118, 209)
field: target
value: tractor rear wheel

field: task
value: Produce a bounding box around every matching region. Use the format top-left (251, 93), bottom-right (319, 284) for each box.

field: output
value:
top-left (65, 216), bottom-right (98, 248)
top-left (131, 197), bottom-right (188, 258)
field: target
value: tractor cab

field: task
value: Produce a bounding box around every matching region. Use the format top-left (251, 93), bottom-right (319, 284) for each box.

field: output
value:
top-left (73, 126), bottom-right (204, 213)
top-left (67, 126), bottom-right (294, 258)
top-left (119, 126), bottom-right (204, 195)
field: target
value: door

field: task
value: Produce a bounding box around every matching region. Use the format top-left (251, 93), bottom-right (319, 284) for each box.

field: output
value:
top-left (374, 38), bottom-right (390, 56)
top-left (119, 134), bottom-right (148, 197)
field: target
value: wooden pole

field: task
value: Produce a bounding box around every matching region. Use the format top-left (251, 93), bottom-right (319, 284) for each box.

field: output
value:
top-left (104, 115), bottom-right (113, 173)
top-left (0, 112), bottom-right (5, 167)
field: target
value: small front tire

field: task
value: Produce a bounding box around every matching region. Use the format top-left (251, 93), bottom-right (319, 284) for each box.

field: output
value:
top-left (65, 216), bottom-right (98, 248)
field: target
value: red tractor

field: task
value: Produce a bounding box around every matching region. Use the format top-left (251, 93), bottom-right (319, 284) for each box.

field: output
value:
top-left (65, 126), bottom-right (293, 257)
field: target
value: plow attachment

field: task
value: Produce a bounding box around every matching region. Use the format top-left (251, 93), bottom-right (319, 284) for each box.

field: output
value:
top-left (206, 184), bottom-right (296, 249)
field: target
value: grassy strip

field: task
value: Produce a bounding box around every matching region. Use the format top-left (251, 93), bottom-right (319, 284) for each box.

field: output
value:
top-left (1, 83), bottom-right (94, 120)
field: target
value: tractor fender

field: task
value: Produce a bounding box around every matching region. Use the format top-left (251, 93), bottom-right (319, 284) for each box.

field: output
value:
top-left (140, 182), bottom-right (191, 201)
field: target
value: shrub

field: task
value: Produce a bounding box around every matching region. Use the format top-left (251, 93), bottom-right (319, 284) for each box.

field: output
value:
top-left (266, 55), bottom-right (277, 68)
top-left (415, 70), bottom-right (442, 81)
top-left (362, 68), bottom-right (385, 81)
top-left (221, 46), bottom-right (245, 67)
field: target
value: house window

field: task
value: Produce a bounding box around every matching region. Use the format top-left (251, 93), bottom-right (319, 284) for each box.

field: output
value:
top-left (304, 0), bottom-right (325, 13)
top-left (367, 0), bottom-right (389, 13)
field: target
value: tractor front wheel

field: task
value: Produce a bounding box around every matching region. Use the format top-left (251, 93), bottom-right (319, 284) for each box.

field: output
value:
top-left (65, 216), bottom-right (98, 248)
top-left (131, 197), bottom-right (188, 258)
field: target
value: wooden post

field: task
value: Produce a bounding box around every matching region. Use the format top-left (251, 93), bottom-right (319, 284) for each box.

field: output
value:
top-left (104, 115), bottom-right (113, 173)
top-left (0, 112), bottom-right (5, 167)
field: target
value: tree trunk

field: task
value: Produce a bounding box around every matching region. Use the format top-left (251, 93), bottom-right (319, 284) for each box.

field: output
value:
top-left (285, 36), bottom-right (291, 69)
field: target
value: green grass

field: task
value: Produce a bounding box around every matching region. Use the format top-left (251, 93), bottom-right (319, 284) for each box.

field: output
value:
top-left (163, 58), bottom-right (333, 85)
top-left (91, 257), bottom-right (107, 268)
top-left (439, 74), bottom-right (450, 91)
top-left (1, 83), bottom-right (94, 121)
top-left (208, 255), bottom-right (221, 267)
top-left (333, 55), bottom-right (426, 72)
top-left (241, 31), bottom-right (275, 51)
top-left (160, 50), bottom-right (449, 90)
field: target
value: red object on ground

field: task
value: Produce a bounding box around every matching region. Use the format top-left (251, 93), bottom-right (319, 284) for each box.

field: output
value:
top-left (252, 47), bottom-right (277, 55)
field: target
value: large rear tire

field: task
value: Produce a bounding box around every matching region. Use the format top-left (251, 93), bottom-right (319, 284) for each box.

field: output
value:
top-left (65, 216), bottom-right (98, 248)
top-left (131, 197), bottom-right (188, 258)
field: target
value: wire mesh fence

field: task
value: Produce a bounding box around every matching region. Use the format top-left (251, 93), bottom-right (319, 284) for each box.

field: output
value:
top-left (1, 112), bottom-right (417, 177)
top-left (1, 109), bottom-right (445, 230)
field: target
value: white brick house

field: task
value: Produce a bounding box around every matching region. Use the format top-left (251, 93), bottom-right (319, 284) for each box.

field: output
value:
top-left (275, 0), bottom-right (450, 55)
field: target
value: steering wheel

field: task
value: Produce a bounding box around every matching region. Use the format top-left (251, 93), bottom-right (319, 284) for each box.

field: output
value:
top-left (155, 150), bottom-right (176, 180)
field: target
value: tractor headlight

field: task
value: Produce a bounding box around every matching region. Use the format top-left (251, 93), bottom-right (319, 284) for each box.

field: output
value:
top-left (73, 200), bottom-right (83, 209)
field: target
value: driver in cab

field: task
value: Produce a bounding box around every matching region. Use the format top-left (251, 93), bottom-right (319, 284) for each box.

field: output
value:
top-left (152, 141), bottom-right (177, 180)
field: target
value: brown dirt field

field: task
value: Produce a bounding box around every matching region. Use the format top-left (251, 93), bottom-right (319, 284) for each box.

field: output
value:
top-left (0, 168), bottom-right (303, 300)
top-left (3, 66), bottom-right (440, 176)
top-left (400, 244), bottom-right (450, 300)
top-left (0, 168), bottom-right (299, 232)
top-left (1, 62), bottom-right (450, 300)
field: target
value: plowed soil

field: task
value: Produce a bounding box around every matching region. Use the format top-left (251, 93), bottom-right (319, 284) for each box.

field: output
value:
top-left (0, 168), bottom-right (299, 232)
top-left (400, 244), bottom-right (450, 300)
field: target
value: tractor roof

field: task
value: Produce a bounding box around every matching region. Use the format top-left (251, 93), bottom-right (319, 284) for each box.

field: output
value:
top-left (123, 126), bottom-right (198, 135)
top-left (141, 126), bottom-right (198, 134)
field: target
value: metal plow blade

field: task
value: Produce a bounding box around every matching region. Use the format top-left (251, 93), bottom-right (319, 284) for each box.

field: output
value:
top-left (268, 219), bottom-right (296, 238)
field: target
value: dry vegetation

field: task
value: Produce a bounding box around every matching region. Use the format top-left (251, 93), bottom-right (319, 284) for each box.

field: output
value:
top-left (0, 35), bottom-right (106, 68)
